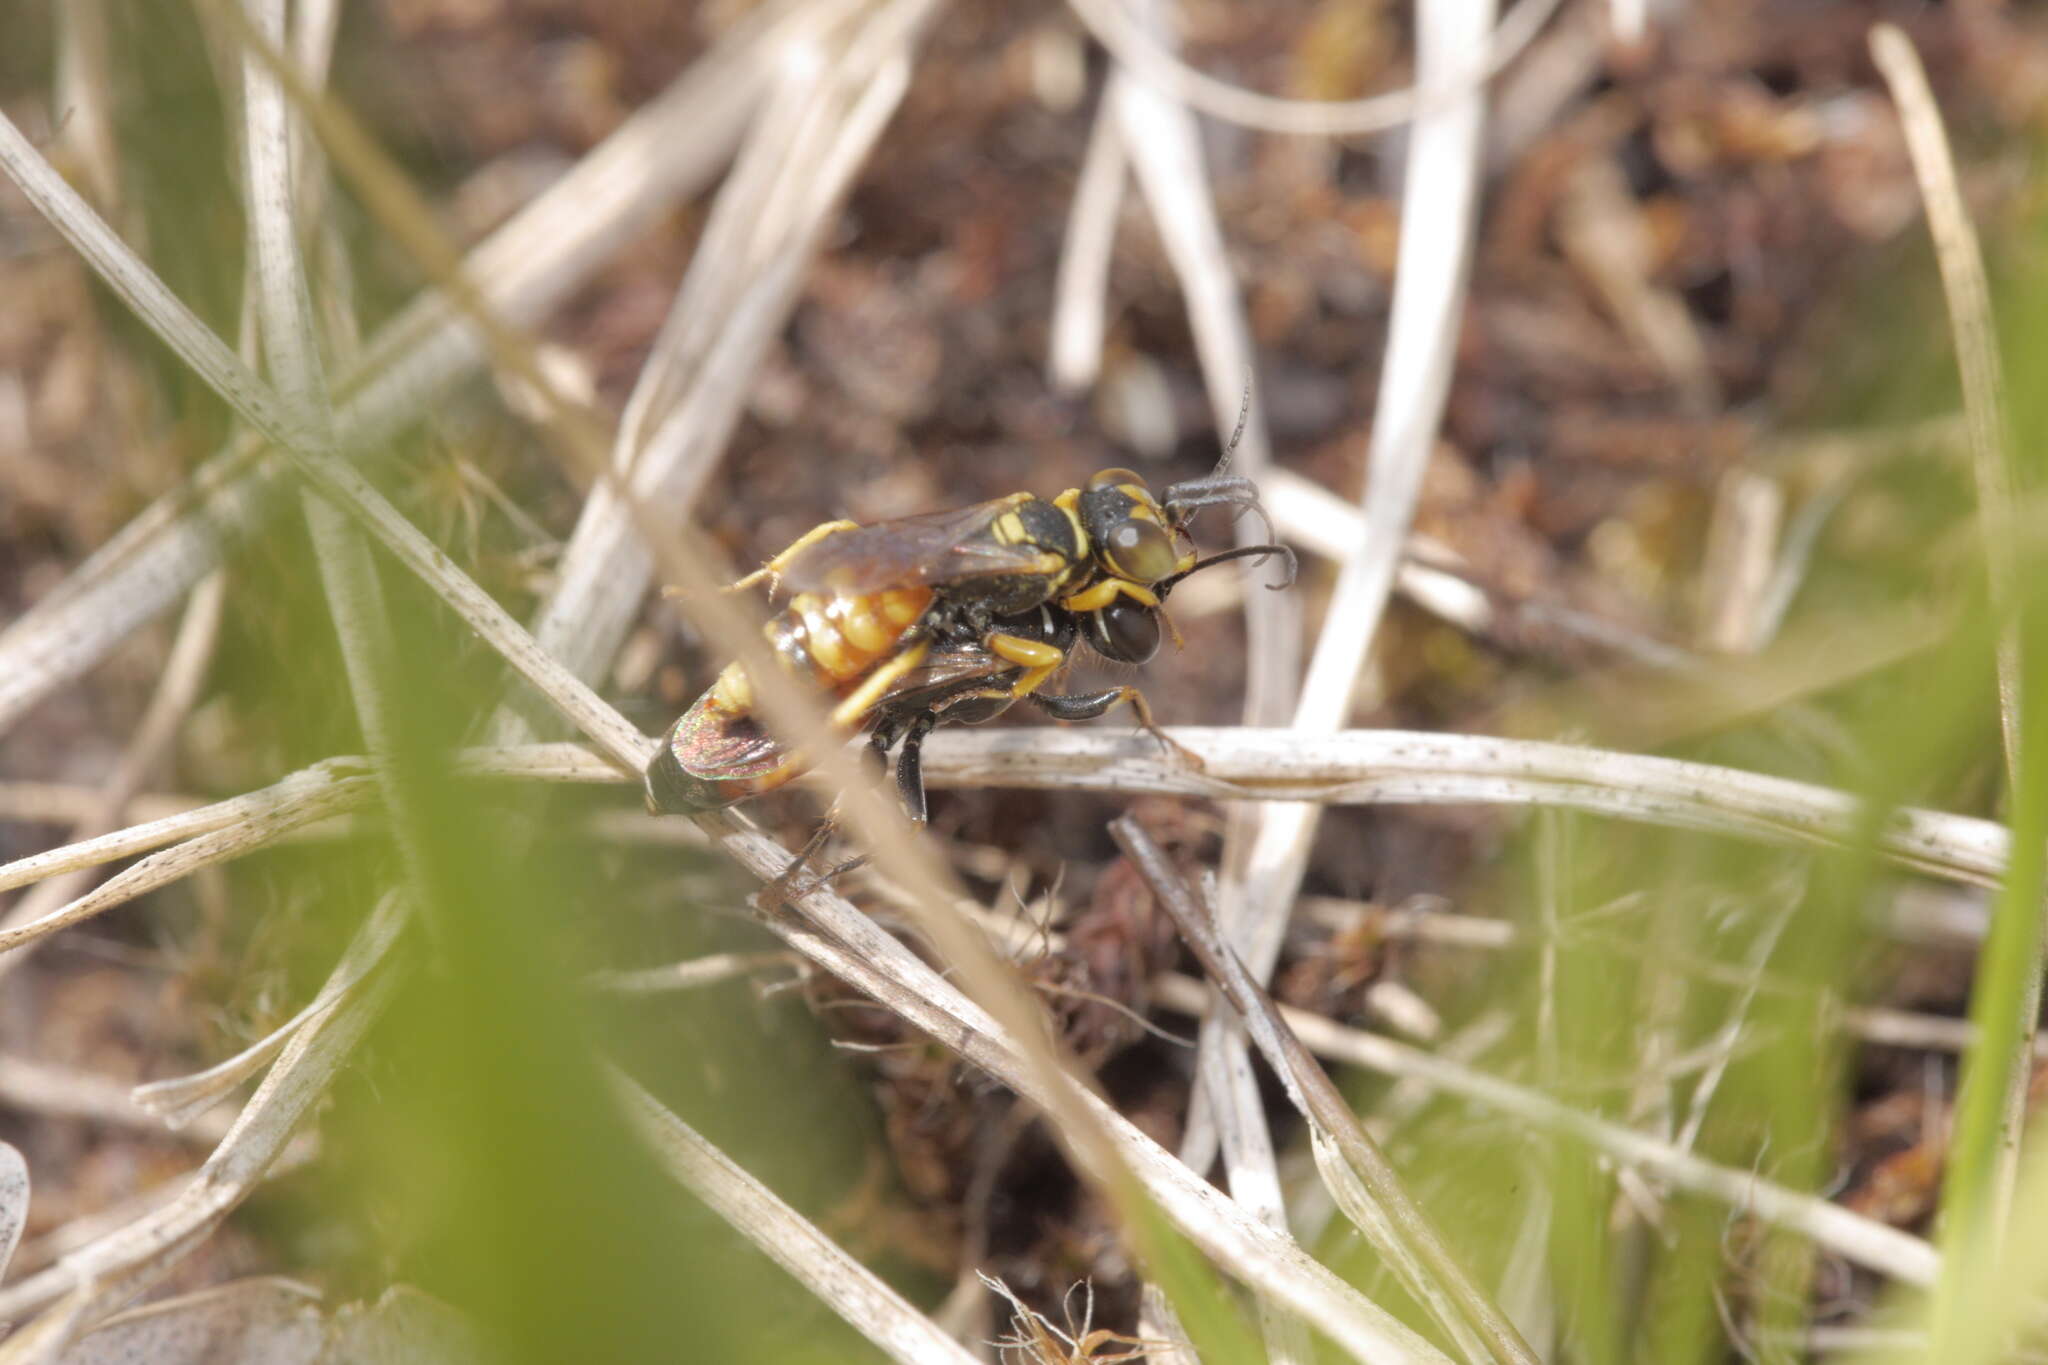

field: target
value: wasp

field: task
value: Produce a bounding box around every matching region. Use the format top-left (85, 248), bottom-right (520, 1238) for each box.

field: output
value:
top-left (644, 463), bottom-right (1293, 819)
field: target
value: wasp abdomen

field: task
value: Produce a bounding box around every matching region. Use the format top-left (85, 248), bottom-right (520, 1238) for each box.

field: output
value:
top-left (760, 587), bottom-right (933, 687)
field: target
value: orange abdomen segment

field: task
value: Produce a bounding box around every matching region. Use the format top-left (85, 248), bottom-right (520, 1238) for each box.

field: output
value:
top-left (769, 587), bottom-right (932, 687)
top-left (652, 585), bottom-right (935, 814)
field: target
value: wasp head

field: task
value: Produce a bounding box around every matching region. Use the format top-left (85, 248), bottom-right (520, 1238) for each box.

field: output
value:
top-left (1075, 463), bottom-right (1298, 597)
top-left (1075, 468), bottom-right (1188, 588)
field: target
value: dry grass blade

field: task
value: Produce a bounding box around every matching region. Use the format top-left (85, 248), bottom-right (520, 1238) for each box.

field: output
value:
top-left (0, 105), bottom-right (650, 773)
top-left (1287, 0), bottom-right (1495, 710)
top-left (1091, 4), bottom-right (1306, 1355)
top-left (0, 760), bottom-right (371, 896)
top-left (2, 723), bottom-right (2008, 949)
top-left (0, 572), bottom-right (223, 983)
top-left (1145, 974), bottom-right (1942, 1288)
top-left (0, 111), bottom-right (303, 447)
top-left (1265, 469), bottom-right (1697, 669)
top-left (587, 951), bottom-right (793, 995)
top-left (237, 0), bottom-right (443, 965)
top-left (1047, 105), bottom-right (1125, 392)
top-left (0, 779), bottom-right (370, 957)
top-left (0, 1057), bottom-right (230, 1146)
top-left (1869, 25), bottom-right (2018, 761)
top-left (917, 728), bottom-right (2011, 887)
top-left (132, 892), bottom-right (409, 1129)
top-left (0, 2), bottom-right (793, 737)
top-left (1063, 0), bottom-right (1563, 135)
top-left (1196, 0), bottom-right (1498, 1202)
top-left (1113, 817), bottom-right (1537, 1365)
top-left (615, 1073), bottom-right (981, 1365)
top-left (1870, 23), bottom-right (2041, 1289)
top-left (1104, 2), bottom-right (1300, 731)
top-left (714, 834), bottom-right (1454, 1365)
top-left (44, 1278), bottom-right (469, 1365)
top-left (0, 971), bottom-right (399, 1341)
top-left (496, 5), bottom-right (923, 736)
top-left (0, 1143), bottom-right (26, 1283)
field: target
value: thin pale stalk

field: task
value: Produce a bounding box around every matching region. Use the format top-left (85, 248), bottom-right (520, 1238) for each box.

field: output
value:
top-left (496, 13), bottom-right (919, 735)
top-left (4, 729), bottom-right (2014, 916)
top-left (0, 778), bottom-right (369, 957)
top-left (0, 1144), bottom-right (24, 1283)
top-left (710, 830), bottom-right (1451, 1364)
top-left (1063, 0), bottom-right (1561, 135)
top-left (1115, 817), bottom-right (1536, 1365)
top-left (1145, 974), bottom-right (1941, 1288)
top-left (915, 728), bottom-right (2011, 887)
top-left (1103, 3), bottom-right (1307, 1353)
top-left (238, 0), bottom-right (446, 963)
top-left (131, 892), bottom-right (409, 1130)
top-left (0, 572), bottom-right (223, 982)
top-left (1047, 104), bottom-right (1126, 391)
top-left (1871, 21), bottom-right (2042, 1295)
top-left (614, 1073), bottom-right (982, 1365)
top-left (0, 1), bottom-right (792, 735)
top-left (0, 970), bottom-right (399, 1338)
top-left (0, 106), bottom-right (650, 771)
top-left (0, 1058), bottom-right (231, 1147)
top-left (1196, 0), bottom-right (1497, 1189)
top-left (0, 761), bottom-right (371, 895)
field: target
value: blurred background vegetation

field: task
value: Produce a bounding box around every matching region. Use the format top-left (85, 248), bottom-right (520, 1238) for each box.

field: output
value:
top-left (4, 1), bottom-right (2048, 1361)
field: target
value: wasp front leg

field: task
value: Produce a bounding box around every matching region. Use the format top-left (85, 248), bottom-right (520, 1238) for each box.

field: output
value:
top-left (983, 631), bottom-right (1067, 697)
top-left (1026, 685), bottom-right (1207, 772)
top-left (726, 519), bottom-right (860, 595)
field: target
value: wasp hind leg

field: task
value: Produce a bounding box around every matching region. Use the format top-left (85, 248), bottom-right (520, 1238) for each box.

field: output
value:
top-left (1027, 685), bottom-right (1206, 772)
top-left (758, 818), bottom-right (874, 914)
top-left (726, 518), bottom-right (860, 594)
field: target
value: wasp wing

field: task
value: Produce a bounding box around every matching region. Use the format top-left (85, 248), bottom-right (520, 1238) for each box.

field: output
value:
top-left (670, 704), bottom-right (789, 780)
top-left (870, 648), bottom-right (1022, 720)
top-left (775, 497), bottom-right (1061, 596)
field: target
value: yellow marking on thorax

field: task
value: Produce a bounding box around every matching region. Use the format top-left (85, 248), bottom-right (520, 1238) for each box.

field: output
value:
top-left (1051, 489), bottom-right (1090, 575)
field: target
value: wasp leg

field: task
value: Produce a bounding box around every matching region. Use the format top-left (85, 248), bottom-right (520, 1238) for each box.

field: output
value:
top-left (867, 711), bottom-right (907, 773)
top-left (827, 637), bottom-right (933, 729)
top-left (892, 710), bottom-right (942, 825)
top-left (757, 819), bottom-right (839, 913)
top-left (727, 518), bottom-right (860, 594)
top-left (984, 631), bottom-right (1067, 700)
top-left (754, 817), bottom-right (877, 912)
top-left (1026, 685), bottom-right (1207, 772)
top-left (1058, 576), bottom-right (1160, 614)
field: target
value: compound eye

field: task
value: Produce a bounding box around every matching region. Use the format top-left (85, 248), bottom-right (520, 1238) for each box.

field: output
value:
top-left (1102, 518), bottom-right (1177, 583)
top-left (1087, 467), bottom-right (1147, 493)
top-left (1088, 599), bottom-right (1162, 664)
